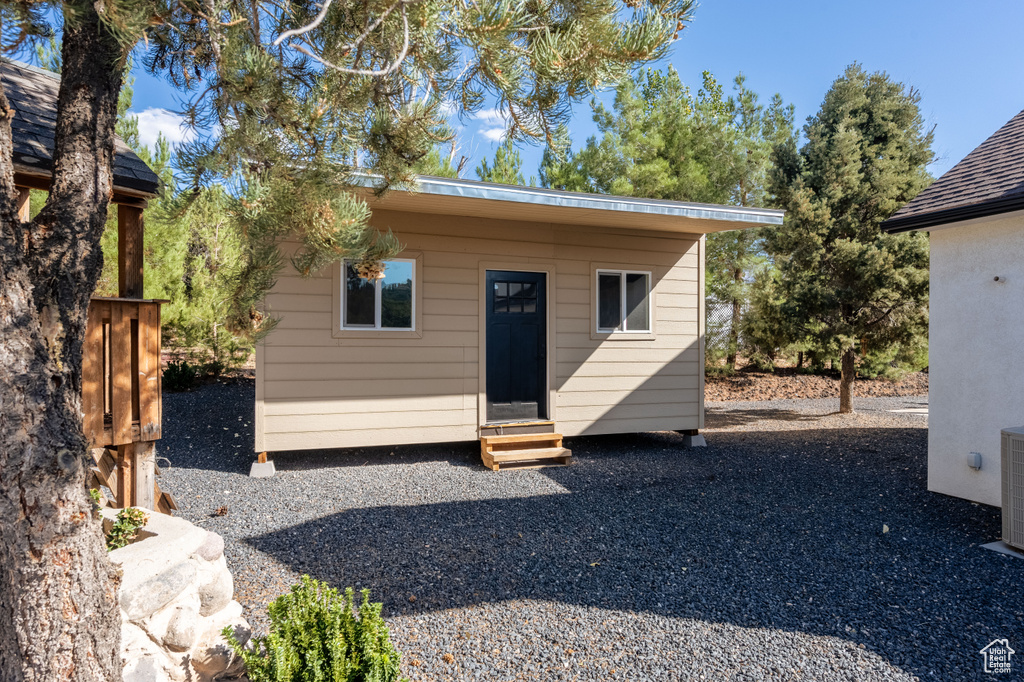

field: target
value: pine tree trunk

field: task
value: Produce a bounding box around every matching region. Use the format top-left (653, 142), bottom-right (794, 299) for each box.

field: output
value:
top-left (725, 269), bottom-right (742, 369)
top-left (0, 12), bottom-right (127, 681)
top-left (839, 347), bottom-right (856, 414)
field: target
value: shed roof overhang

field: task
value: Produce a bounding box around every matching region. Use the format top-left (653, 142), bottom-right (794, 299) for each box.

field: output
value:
top-left (362, 176), bottom-right (784, 234)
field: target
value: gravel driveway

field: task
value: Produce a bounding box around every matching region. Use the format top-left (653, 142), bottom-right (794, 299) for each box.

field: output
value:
top-left (159, 381), bottom-right (1022, 681)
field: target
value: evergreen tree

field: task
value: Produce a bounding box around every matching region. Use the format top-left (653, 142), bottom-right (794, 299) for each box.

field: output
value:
top-left (416, 143), bottom-right (467, 178)
top-left (476, 141), bottom-right (532, 185)
top-left (540, 68), bottom-right (794, 368)
top-left (0, 2), bottom-right (695, 677)
top-left (766, 64), bottom-right (933, 413)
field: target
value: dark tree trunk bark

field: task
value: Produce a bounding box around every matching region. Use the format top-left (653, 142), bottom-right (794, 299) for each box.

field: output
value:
top-left (0, 10), bottom-right (128, 681)
top-left (725, 268), bottom-right (742, 369)
top-left (726, 297), bottom-right (741, 369)
top-left (839, 347), bottom-right (856, 414)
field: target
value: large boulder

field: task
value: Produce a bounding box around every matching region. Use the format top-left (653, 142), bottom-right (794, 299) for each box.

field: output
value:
top-left (106, 509), bottom-right (250, 681)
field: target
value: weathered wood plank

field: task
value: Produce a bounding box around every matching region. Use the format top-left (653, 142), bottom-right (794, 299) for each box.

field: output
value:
top-left (82, 301), bottom-right (105, 447)
top-left (133, 441), bottom-right (156, 510)
top-left (118, 205), bottom-right (145, 298)
top-left (16, 188), bottom-right (30, 221)
top-left (115, 445), bottom-right (133, 508)
top-left (138, 303), bottom-right (161, 440)
top-left (110, 302), bottom-right (133, 445)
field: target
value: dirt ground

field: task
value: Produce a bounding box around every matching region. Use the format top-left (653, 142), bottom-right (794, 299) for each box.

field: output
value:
top-left (705, 369), bottom-right (928, 402)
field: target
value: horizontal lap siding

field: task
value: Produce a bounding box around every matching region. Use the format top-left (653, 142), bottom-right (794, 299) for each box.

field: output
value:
top-left (258, 210), bottom-right (701, 452)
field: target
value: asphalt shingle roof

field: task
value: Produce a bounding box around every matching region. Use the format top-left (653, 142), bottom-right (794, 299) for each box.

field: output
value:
top-left (883, 110), bottom-right (1024, 232)
top-left (3, 59), bottom-right (160, 197)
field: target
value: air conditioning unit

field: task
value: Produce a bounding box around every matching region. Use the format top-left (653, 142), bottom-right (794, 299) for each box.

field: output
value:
top-left (1002, 426), bottom-right (1024, 550)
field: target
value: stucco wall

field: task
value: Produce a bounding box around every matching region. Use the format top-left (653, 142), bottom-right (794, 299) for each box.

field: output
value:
top-left (929, 211), bottom-right (1024, 506)
top-left (256, 210), bottom-right (704, 453)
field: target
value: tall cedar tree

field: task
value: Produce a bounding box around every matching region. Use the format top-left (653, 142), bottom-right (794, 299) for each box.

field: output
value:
top-left (766, 64), bottom-right (932, 413)
top-left (0, 0), bottom-right (693, 678)
top-left (540, 68), bottom-right (793, 367)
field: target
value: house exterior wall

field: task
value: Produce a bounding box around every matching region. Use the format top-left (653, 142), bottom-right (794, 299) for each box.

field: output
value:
top-left (255, 209), bottom-right (703, 453)
top-left (929, 211), bottom-right (1024, 506)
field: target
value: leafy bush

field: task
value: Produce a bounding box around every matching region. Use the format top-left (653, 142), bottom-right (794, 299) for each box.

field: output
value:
top-left (163, 360), bottom-right (198, 391)
top-left (107, 507), bottom-right (148, 551)
top-left (225, 575), bottom-right (407, 682)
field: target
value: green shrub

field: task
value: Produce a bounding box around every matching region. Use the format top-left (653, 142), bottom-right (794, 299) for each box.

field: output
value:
top-left (163, 359), bottom-right (198, 391)
top-left (225, 575), bottom-right (407, 682)
top-left (107, 507), bottom-right (148, 551)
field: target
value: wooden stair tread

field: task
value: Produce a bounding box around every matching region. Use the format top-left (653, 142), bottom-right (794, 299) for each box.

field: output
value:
top-left (482, 420), bottom-right (555, 428)
top-left (482, 433), bottom-right (562, 445)
top-left (488, 446), bottom-right (570, 462)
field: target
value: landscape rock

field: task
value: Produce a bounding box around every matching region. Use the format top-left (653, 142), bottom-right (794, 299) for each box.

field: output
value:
top-left (114, 511), bottom-right (249, 682)
top-left (162, 606), bottom-right (198, 652)
top-left (196, 532), bottom-right (224, 562)
top-left (122, 655), bottom-right (165, 682)
top-left (197, 559), bottom-right (233, 616)
top-left (120, 561), bottom-right (196, 622)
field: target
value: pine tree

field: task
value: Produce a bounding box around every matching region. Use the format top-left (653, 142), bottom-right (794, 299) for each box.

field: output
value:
top-left (0, 2), bottom-right (695, 678)
top-left (539, 68), bottom-right (794, 368)
top-left (476, 141), bottom-right (532, 185)
top-left (766, 64), bottom-right (933, 413)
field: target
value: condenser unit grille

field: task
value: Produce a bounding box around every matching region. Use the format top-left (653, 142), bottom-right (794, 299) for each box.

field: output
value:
top-left (1002, 429), bottom-right (1024, 550)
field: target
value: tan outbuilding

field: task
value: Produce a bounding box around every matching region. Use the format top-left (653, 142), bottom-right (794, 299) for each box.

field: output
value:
top-left (255, 177), bottom-right (783, 468)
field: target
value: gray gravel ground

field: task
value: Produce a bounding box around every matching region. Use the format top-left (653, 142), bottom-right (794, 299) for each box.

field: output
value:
top-left (159, 381), bottom-right (1023, 681)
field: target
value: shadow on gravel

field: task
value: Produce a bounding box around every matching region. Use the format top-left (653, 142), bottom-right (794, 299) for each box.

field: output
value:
top-left (704, 407), bottom-right (821, 428)
top-left (240, 427), bottom-right (1021, 681)
top-left (269, 441), bottom-right (482, 472)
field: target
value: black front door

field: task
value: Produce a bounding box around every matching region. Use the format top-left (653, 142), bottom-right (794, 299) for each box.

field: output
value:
top-left (486, 270), bottom-right (547, 422)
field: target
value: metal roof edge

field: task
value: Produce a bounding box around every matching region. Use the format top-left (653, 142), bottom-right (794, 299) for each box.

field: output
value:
top-left (882, 195), bottom-right (1024, 233)
top-left (358, 174), bottom-right (785, 226)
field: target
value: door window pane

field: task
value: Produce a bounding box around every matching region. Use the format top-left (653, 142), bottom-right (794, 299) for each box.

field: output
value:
top-left (494, 282), bottom-right (508, 313)
top-left (345, 264), bottom-right (375, 326)
top-left (598, 273), bottom-right (622, 330)
top-left (625, 273), bottom-right (650, 331)
top-left (381, 260), bottom-right (413, 328)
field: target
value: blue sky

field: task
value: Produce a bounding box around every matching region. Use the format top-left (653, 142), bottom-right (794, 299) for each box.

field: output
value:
top-left (128, 0), bottom-right (1024, 181)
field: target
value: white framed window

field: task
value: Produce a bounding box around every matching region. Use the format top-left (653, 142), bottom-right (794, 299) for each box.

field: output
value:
top-left (341, 259), bottom-right (415, 330)
top-left (596, 269), bottom-right (652, 333)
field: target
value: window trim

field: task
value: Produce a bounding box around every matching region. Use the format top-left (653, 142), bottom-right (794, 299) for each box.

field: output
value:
top-left (332, 252), bottom-right (423, 339)
top-left (593, 267), bottom-right (655, 337)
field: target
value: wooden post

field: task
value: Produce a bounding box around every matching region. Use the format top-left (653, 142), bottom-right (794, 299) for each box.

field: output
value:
top-left (132, 441), bottom-right (156, 510)
top-left (118, 204), bottom-right (144, 298)
top-left (16, 188), bottom-right (30, 222)
top-left (116, 445), bottom-right (134, 507)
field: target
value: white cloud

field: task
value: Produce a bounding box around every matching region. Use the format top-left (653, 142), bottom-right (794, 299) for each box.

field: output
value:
top-left (472, 108), bottom-right (507, 143)
top-left (480, 127), bottom-right (506, 143)
top-left (474, 107), bottom-right (505, 125)
top-left (133, 108), bottom-right (195, 148)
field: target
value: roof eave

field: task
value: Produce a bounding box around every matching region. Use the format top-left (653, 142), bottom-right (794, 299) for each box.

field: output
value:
top-left (405, 175), bottom-right (785, 227)
top-left (882, 195), bottom-right (1024, 233)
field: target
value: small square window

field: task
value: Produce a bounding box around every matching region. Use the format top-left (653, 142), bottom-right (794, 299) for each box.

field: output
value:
top-left (596, 270), bottom-right (651, 333)
top-left (342, 259), bottom-right (415, 331)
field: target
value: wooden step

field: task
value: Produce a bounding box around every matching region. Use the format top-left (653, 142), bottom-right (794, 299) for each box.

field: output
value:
top-left (480, 432), bottom-right (571, 471)
top-left (481, 447), bottom-right (572, 471)
top-left (489, 446), bottom-right (568, 462)
top-left (482, 432), bottom-right (562, 447)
